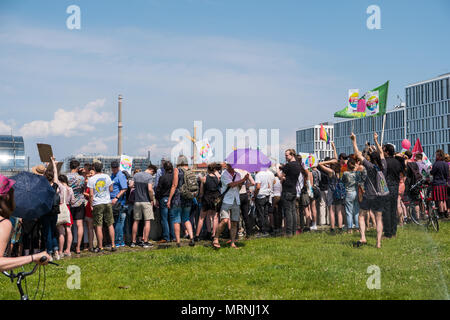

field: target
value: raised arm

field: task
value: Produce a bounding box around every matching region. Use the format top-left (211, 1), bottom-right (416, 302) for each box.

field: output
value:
top-left (373, 132), bottom-right (384, 160)
top-left (318, 160), bottom-right (336, 176)
top-left (50, 156), bottom-right (59, 184)
top-left (331, 141), bottom-right (338, 160)
top-left (351, 132), bottom-right (365, 162)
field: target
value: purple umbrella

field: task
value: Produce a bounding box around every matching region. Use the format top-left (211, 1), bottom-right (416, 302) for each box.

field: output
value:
top-left (225, 148), bottom-right (272, 173)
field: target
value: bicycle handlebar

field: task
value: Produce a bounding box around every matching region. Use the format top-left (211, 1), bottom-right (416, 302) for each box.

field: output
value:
top-left (2, 256), bottom-right (57, 280)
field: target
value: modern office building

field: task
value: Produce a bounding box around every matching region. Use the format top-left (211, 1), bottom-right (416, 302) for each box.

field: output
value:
top-left (63, 154), bottom-right (152, 175)
top-left (296, 123), bottom-right (334, 160)
top-left (405, 73), bottom-right (450, 158)
top-left (0, 135), bottom-right (26, 175)
top-left (334, 107), bottom-right (406, 157)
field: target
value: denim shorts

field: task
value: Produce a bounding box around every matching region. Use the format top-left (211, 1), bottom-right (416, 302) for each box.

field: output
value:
top-left (180, 206), bottom-right (191, 223)
top-left (169, 206), bottom-right (182, 224)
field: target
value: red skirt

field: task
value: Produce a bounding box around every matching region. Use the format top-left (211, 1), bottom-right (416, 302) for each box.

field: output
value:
top-left (65, 205), bottom-right (73, 227)
top-left (432, 185), bottom-right (447, 202)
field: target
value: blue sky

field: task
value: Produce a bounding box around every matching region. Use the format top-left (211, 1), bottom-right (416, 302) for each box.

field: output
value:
top-left (1, 0), bottom-right (449, 165)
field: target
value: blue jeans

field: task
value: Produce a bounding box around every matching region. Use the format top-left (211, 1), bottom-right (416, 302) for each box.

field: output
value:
top-left (345, 191), bottom-right (359, 229)
top-left (114, 205), bottom-right (127, 245)
top-left (160, 197), bottom-right (175, 241)
top-left (40, 214), bottom-right (58, 253)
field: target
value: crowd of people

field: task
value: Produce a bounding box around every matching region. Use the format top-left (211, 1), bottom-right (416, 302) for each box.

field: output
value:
top-left (1, 132), bottom-right (449, 269)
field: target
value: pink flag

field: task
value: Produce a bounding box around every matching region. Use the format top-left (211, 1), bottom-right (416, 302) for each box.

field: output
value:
top-left (356, 98), bottom-right (366, 112)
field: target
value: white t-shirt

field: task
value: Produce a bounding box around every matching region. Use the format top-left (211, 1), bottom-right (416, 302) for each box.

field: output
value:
top-left (273, 177), bottom-right (282, 197)
top-left (221, 169), bottom-right (242, 205)
top-left (255, 170), bottom-right (274, 198)
top-left (87, 173), bottom-right (113, 206)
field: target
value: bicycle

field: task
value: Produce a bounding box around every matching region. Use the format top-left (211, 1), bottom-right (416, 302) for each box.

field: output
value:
top-left (2, 256), bottom-right (58, 300)
top-left (404, 179), bottom-right (439, 232)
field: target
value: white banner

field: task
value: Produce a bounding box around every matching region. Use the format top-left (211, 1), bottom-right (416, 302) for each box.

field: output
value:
top-left (195, 139), bottom-right (213, 164)
top-left (348, 89), bottom-right (359, 114)
top-left (120, 155), bottom-right (133, 175)
top-left (365, 90), bottom-right (379, 116)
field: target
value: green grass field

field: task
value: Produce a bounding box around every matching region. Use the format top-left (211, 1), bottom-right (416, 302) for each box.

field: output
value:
top-left (1, 221), bottom-right (449, 300)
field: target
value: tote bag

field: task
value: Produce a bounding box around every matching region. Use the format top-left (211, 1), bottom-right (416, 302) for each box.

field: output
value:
top-left (57, 188), bottom-right (71, 225)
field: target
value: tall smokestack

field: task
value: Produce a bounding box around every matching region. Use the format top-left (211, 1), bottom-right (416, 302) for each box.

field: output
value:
top-left (118, 94), bottom-right (123, 156)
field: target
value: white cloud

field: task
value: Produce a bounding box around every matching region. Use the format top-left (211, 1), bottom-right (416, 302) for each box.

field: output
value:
top-left (19, 98), bottom-right (113, 138)
top-left (0, 121), bottom-right (12, 134)
top-left (78, 140), bottom-right (109, 154)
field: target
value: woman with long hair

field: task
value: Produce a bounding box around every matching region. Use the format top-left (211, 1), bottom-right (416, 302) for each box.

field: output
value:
top-left (56, 174), bottom-right (76, 258)
top-left (351, 132), bottom-right (386, 248)
top-left (318, 159), bottom-right (344, 233)
top-left (195, 163), bottom-right (222, 241)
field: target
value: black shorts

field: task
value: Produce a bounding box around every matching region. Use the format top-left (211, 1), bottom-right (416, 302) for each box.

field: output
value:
top-left (70, 204), bottom-right (86, 221)
top-left (359, 197), bottom-right (384, 212)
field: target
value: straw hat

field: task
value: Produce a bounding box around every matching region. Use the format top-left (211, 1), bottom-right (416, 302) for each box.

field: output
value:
top-left (32, 164), bottom-right (46, 176)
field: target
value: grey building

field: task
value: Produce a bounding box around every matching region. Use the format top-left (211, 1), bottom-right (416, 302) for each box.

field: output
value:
top-left (0, 135), bottom-right (26, 176)
top-left (334, 107), bottom-right (406, 157)
top-left (405, 73), bottom-right (450, 159)
top-left (296, 123), bottom-right (334, 160)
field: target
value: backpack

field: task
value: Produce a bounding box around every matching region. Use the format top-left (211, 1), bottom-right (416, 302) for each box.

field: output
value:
top-left (368, 165), bottom-right (390, 197)
top-left (332, 177), bottom-right (346, 201)
top-left (179, 168), bottom-right (199, 200)
top-left (329, 177), bottom-right (347, 201)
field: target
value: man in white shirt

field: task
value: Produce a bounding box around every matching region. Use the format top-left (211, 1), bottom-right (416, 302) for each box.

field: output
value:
top-left (87, 161), bottom-right (115, 253)
top-left (213, 163), bottom-right (249, 249)
top-left (235, 169), bottom-right (255, 238)
top-left (253, 168), bottom-right (275, 236)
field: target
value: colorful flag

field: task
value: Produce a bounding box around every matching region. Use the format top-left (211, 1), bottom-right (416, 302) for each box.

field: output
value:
top-left (298, 153), bottom-right (318, 168)
top-left (120, 155), bottom-right (133, 175)
top-left (348, 89), bottom-right (359, 113)
top-left (334, 81), bottom-right (389, 118)
top-left (320, 124), bottom-right (330, 144)
top-left (195, 139), bottom-right (213, 164)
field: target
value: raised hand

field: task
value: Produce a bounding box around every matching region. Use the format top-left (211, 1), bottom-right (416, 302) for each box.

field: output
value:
top-left (374, 132), bottom-right (379, 142)
top-left (350, 132), bottom-right (356, 141)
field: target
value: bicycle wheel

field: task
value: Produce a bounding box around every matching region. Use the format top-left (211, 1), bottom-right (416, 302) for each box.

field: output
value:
top-left (408, 205), bottom-right (425, 226)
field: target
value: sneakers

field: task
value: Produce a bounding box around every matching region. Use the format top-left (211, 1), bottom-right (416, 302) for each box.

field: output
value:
top-left (157, 239), bottom-right (168, 244)
top-left (310, 224), bottom-right (318, 231)
top-left (189, 239), bottom-right (195, 247)
top-left (111, 246), bottom-right (117, 252)
top-left (142, 242), bottom-right (153, 248)
top-left (94, 247), bottom-right (104, 253)
top-left (130, 242), bottom-right (137, 248)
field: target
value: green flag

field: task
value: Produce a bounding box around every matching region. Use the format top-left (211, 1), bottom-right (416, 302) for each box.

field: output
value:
top-left (334, 81), bottom-right (389, 118)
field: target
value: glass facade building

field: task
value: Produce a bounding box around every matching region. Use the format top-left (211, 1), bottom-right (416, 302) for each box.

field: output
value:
top-left (405, 73), bottom-right (450, 159)
top-left (296, 124), bottom-right (334, 160)
top-left (333, 108), bottom-right (406, 157)
top-left (0, 135), bottom-right (25, 173)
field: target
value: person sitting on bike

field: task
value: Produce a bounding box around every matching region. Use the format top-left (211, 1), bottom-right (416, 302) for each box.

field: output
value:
top-left (405, 152), bottom-right (425, 219)
top-left (0, 174), bottom-right (51, 272)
